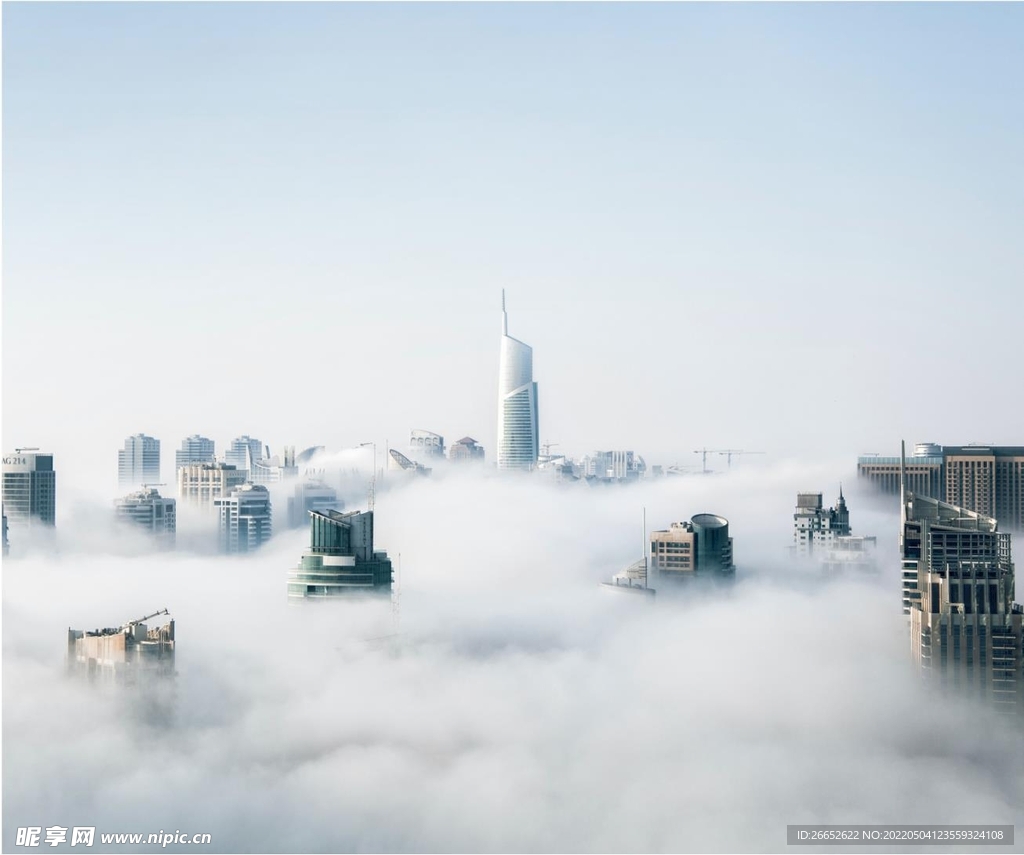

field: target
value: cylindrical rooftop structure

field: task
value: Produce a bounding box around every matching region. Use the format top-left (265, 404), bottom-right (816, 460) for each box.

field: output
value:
top-left (914, 442), bottom-right (942, 458)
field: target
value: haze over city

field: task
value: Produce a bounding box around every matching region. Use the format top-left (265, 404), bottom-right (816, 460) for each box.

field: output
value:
top-left (3, 3), bottom-right (1023, 854)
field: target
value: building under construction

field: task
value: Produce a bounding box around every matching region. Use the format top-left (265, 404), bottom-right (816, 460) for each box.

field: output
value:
top-left (67, 609), bottom-right (175, 684)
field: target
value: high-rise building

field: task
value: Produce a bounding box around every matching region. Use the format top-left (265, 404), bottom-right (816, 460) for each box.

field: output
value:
top-left (175, 435), bottom-right (216, 469)
top-left (497, 292), bottom-right (539, 471)
top-left (118, 434), bottom-right (160, 488)
top-left (224, 436), bottom-right (265, 475)
top-left (67, 609), bottom-right (175, 684)
top-left (582, 451), bottom-right (646, 482)
top-left (215, 483), bottom-right (272, 553)
top-left (901, 445), bottom-right (1023, 714)
top-left (409, 430), bottom-right (445, 459)
top-left (114, 488), bottom-right (176, 547)
top-left (821, 536), bottom-right (879, 578)
top-left (2, 506), bottom-right (8, 556)
top-left (858, 443), bottom-right (1024, 529)
top-left (2, 450), bottom-right (56, 526)
top-left (793, 489), bottom-right (851, 558)
top-left (287, 480), bottom-right (342, 528)
top-left (177, 462), bottom-right (247, 508)
top-left (650, 514), bottom-right (735, 581)
top-left (449, 437), bottom-right (485, 463)
top-left (249, 446), bottom-right (298, 484)
top-left (287, 509), bottom-right (393, 599)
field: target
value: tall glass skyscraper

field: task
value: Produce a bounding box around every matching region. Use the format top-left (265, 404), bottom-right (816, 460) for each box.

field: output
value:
top-left (496, 292), bottom-right (539, 471)
top-left (118, 434), bottom-right (160, 488)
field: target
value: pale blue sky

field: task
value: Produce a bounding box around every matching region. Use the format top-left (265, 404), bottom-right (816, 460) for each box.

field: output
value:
top-left (4, 2), bottom-right (1022, 490)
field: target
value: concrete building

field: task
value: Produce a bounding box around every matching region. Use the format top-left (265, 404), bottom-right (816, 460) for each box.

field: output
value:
top-left (178, 462), bottom-right (247, 508)
top-left (2, 450), bottom-right (56, 526)
top-left (287, 509), bottom-right (393, 599)
top-left (582, 450), bottom-right (646, 482)
top-left (224, 435), bottom-right (265, 475)
top-left (215, 483), bottom-right (272, 553)
top-left (650, 514), bottom-right (735, 581)
top-left (902, 457), bottom-right (1023, 714)
top-left (793, 489), bottom-right (851, 558)
top-left (859, 443), bottom-right (1024, 529)
top-left (821, 536), bottom-right (879, 578)
top-left (287, 480), bottom-right (342, 528)
top-left (118, 434), bottom-right (160, 489)
top-left (497, 292), bottom-right (539, 471)
top-left (67, 609), bottom-right (175, 684)
top-left (449, 437), bottom-right (485, 463)
top-left (115, 488), bottom-right (176, 547)
top-left (603, 557), bottom-right (656, 597)
top-left (175, 435), bottom-right (215, 468)
top-left (249, 446), bottom-right (298, 484)
top-left (409, 430), bottom-right (445, 459)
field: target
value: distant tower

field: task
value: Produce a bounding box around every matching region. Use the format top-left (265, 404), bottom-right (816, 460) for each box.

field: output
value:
top-left (496, 291), bottom-right (539, 471)
top-left (118, 434), bottom-right (160, 488)
top-left (224, 436), bottom-right (264, 475)
top-left (175, 435), bottom-right (215, 469)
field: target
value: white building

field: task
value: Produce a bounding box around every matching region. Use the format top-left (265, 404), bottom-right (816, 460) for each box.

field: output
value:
top-left (793, 489), bottom-right (851, 558)
top-left (224, 436), bottom-right (265, 475)
top-left (288, 480), bottom-right (342, 528)
top-left (118, 434), bottom-right (160, 488)
top-left (582, 450), bottom-right (646, 481)
top-left (249, 446), bottom-right (298, 484)
top-left (409, 430), bottom-right (445, 459)
top-left (177, 462), bottom-right (247, 508)
top-left (114, 487), bottom-right (176, 547)
top-left (497, 292), bottom-right (539, 471)
top-left (215, 483), bottom-right (272, 553)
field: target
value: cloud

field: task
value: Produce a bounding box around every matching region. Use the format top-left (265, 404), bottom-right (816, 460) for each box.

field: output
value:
top-left (4, 463), bottom-right (1022, 853)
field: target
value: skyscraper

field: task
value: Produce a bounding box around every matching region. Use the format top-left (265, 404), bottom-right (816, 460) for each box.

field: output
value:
top-left (496, 291), bottom-right (539, 471)
top-left (118, 434), bottom-right (160, 488)
top-left (215, 483), bottom-right (272, 553)
top-left (177, 462), bottom-right (247, 508)
top-left (114, 487), bottom-right (176, 547)
top-left (225, 436), bottom-right (265, 475)
top-left (175, 435), bottom-right (215, 469)
top-left (792, 489), bottom-right (851, 558)
top-left (2, 450), bottom-right (56, 526)
top-left (901, 442), bottom-right (1023, 714)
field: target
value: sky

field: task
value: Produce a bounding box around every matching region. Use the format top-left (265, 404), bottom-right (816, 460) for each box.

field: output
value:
top-left (3, 6), bottom-right (1024, 852)
top-left (3, 2), bottom-right (1024, 493)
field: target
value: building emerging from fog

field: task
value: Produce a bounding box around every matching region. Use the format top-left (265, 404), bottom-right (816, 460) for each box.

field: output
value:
top-left (249, 446), bottom-right (298, 484)
top-left (410, 430), bottom-right (445, 459)
top-left (288, 480), bottom-right (342, 528)
top-left (388, 448), bottom-right (430, 475)
top-left (2, 449), bottom-right (56, 526)
top-left (118, 434), bottom-right (160, 488)
top-left (224, 435), bottom-right (265, 476)
top-left (793, 489), bottom-right (851, 557)
top-left (115, 487), bottom-right (176, 546)
top-left (67, 609), bottom-right (175, 684)
top-left (288, 509), bottom-right (393, 599)
top-left (497, 292), bottom-right (539, 471)
top-left (650, 515), bottom-right (735, 581)
top-left (860, 443), bottom-right (1024, 529)
top-left (215, 483), bottom-right (272, 553)
top-left (178, 462), bottom-right (247, 508)
top-left (582, 451), bottom-right (646, 482)
top-left (2, 506), bottom-right (7, 556)
top-left (175, 435), bottom-right (216, 469)
top-left (449, 437), bottom-right (484, 463)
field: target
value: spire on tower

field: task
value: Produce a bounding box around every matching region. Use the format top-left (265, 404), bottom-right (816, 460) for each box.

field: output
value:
top-left (501, 289), bottom-right (508, 335)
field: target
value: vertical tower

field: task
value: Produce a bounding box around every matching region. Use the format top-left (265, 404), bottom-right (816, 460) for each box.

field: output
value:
top-left (118, 434), bottom-right (160, 488)
top-left (496, 291), bottom-right (539, 471)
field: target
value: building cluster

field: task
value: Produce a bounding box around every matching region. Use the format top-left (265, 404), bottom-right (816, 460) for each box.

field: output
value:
top-left (67, 609), bottom-right (175, 685)
top-left (859, 443), bottom-right (1024, 530)
top-left (791, 489), bottom-right (878, 576)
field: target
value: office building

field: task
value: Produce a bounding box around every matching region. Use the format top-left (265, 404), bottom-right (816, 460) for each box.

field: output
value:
top-left (288, 509), bottom-right (393, 599)
top-left (67, 609), bottom-right (175, 684)
top-left (215, 483), bottom-right (272, 553)
top-left (821, 536), bottom-right (879, 577)
top-left (650, 514), bottom-right (735, 580)
top-left (449, 437), bottom-right (485, 463)
top-left (287, 480), bottom-right (342, 528)
top-left (859, 443), bottom-right (1024, 529)
top-left (250, 446), bottom-right (298, 484)
top-left (2, 450), bottom-right (56, 526)
top-left (224, 435), bottom-right (265, 474)
top-left (582, 450), bottom-right (646, 482)
top-left (175, 435), bottom-right (215, 468)
top-left (410, 430), bottom-right (445, 459)
top-left (177, 462), bottom-right (247, 508)
top-left (901, 453), bottom-right (1023, 713)
top-left (2, 506), bottom-right (8, 556)
top-left (497, 292), bottom-right (539, 471)
top-left (118, 434), bottom-right (160, 488)
top-left (114, 488), bottom-right (176, 546)
top-left (793, 489), bottom-right (851, 558)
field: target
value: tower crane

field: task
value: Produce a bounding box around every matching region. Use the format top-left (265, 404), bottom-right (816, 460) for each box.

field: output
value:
top-left (124, 608), bottom-right (169, 628)
top-left (692, 448), bottom-right (766, 474)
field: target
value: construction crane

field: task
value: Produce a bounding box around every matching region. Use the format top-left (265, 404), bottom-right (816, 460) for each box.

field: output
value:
top-left (693, 448), bottom-right (765, 474)
top-left (125, 608), bottom-right (169, 628)
top-left (541, 441), bottom-right (559, 457)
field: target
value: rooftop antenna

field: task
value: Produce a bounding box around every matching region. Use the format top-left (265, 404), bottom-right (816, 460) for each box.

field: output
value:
top-left (501, 289), bottom-right (508, 335)
top-left (643, 506), bottom-right (648, 589)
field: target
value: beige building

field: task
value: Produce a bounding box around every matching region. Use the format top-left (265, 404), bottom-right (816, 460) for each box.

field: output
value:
top-left (943, 446), bottom-right (1024, 531)
top-left (903, 487), bottom-right (1023, 715)
top-left (67, 609), bottom-right (175, 684)
top-left (177, 462), bottom-right (247, 508)
top-left (650, 514), bottom-right (734, 580)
